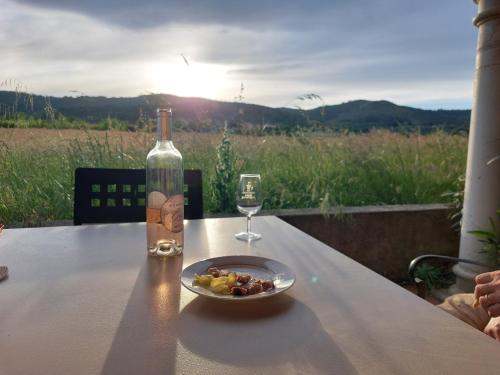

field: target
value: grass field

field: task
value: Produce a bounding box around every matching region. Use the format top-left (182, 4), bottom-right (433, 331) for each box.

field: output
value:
top-left (0, 128), bottom-right (467, 226)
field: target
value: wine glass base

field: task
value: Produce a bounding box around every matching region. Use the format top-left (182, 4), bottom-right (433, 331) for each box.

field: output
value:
top-left (235, 231), bottom-right (262, 241)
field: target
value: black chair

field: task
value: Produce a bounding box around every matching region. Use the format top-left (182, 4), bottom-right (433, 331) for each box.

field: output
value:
top-left (408, 255), bottom-right (495, 299)
top-left (74, 168), bottom-right (203, 225)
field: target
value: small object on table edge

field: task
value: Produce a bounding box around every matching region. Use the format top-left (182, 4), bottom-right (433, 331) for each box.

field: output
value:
top-left (0, 224), bottom-right (7, 282)
top-left (0, 265), bottom-right (8, 282)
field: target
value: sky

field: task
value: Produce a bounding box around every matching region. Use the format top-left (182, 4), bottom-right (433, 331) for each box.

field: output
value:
top-left (0, 0), bottom-right (478, 110)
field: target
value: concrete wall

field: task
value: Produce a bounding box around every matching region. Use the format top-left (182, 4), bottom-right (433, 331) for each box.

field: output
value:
top-left (272, 204), bottom-right (459, 282)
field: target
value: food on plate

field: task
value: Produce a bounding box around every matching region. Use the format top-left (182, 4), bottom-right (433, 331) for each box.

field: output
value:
top-left (237, 274), bottom-right (252, 284)
top-left (194, 274), bottom-right (213, 286)
top-left (207, 267), bottom-right (230, 278)
top-left (193, 267), bottom-right (275, 296)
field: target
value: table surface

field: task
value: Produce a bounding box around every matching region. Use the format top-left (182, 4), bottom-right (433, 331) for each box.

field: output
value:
top-left (0, 217), bottom-right (499, 375)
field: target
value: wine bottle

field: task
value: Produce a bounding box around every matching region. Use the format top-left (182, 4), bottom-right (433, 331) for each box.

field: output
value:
top-left (146, 108), bottom-right (184, 256)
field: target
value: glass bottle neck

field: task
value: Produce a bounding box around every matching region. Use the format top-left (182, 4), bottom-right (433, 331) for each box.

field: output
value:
top-left (157, 109), bottom-right (172, 141)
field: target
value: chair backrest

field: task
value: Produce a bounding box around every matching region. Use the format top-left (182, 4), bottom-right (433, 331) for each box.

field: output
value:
top-left (74, 168), bottom-right (203, 225)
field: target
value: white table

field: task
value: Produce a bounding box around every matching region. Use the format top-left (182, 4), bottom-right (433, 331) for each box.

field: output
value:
top-left (1, 217), bottom-right (498, 374)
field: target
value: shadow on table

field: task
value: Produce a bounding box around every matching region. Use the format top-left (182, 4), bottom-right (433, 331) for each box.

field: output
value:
top-left (101, 255), bottom-right (183, 375)
top-left (178, 295), bottom-right (358, 374)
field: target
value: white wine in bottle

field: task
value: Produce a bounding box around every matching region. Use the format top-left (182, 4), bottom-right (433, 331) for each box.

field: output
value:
top-left (146, 108), bottom-right (184, 256)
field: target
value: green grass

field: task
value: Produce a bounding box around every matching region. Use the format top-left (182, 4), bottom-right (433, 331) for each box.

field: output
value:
top-left (0, 128), bottom-right (467, 226)
top-left (0, 113), bottom-right (131, 131)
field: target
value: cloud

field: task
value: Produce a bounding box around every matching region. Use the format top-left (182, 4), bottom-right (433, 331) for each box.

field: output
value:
top-left (1, 0), bottom-right (478, 109)
top-left (11, 0), bottom-right (350, 30)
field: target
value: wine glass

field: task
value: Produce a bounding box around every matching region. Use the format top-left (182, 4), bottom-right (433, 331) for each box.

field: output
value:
top-left (235, 174), bottom-right (262, 241)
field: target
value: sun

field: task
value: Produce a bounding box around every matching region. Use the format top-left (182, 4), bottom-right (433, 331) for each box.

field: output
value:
top-left (149, 62), bottom-right (228, 99)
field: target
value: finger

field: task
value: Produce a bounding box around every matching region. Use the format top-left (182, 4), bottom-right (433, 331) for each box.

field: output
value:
top-left (480, 290), bottom-right (500, 309)
top-left (475, 283), bottom-right (495, 299)
top-left (488, 328), bottom-right (500, 341)
top-left (480, 295), bottom-right (489, 309)
top-left (476, 272), bottom-right (494, 284)
top-left (495, 328), bottom-right (500, 341)
top-left (489, 290), bottom-right (500, 305)
top-left (487, 303), bottom-right (500, 318)
top-left (473, 297), bottom-right (481, 308)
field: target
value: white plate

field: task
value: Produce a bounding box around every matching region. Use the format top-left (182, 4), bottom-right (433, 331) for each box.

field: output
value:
top-left (181, 255), bottom-right (295, 300)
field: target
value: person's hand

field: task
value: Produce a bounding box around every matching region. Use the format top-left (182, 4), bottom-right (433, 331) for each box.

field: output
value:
top-left (484, 316), bottom-right (500, 341)
top-left (475, 270), bottom-right (500, 317)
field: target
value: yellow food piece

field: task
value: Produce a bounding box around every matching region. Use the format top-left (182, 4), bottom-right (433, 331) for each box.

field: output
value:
top-left (227, 272), bottom-right (237, 287)
top-left (210, 276), bottom-right (228, 289)
top-left (194, 272), bottom-right (238, 295)
top-left (210, 284), bottom-right (231, 294)
top-left (193, 274), bottom-right (213, 286)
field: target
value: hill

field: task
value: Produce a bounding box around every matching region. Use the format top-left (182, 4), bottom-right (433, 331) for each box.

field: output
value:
top-left (0, 91), bottom-right (470, 132)
top-left (306, 100), bottom-right (470, 132)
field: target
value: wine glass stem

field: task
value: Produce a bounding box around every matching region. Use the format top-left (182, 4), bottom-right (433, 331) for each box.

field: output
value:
top-left (246, 215), bottom-right (251, 234)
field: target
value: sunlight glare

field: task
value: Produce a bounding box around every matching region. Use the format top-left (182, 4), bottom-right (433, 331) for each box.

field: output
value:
top-left (149, 62), bottom-right (228, 99)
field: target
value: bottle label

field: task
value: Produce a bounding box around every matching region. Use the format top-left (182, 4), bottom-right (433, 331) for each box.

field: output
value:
top-left (146, 193), bottom-right (184, 233)
top-left (146, 207), bottom-right (162, 223)
top-left (161, 194), bottom-right (184, 233)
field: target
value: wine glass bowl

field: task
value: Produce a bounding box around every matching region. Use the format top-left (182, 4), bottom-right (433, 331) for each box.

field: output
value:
top-left (235, 174), bottom-right (262, 241)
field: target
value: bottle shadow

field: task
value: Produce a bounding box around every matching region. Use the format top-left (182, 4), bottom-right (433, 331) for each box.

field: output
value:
top-left (101, 255), bottom-right (183, 375)
top-left (178, 294), bottom-right (358, 374)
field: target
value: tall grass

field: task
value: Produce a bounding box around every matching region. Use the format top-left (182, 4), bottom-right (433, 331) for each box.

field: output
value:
top-left (0, 128), bottom-right (467, 226)
top-left (235, 130), bottom-right (466, 209)
top-left (0, 113), bottom-right (131, 131)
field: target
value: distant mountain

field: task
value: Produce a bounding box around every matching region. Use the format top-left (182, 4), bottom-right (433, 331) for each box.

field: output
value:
top-left (307, 100), bottom-right (470, 132)
top-left (0, 91), bottom-right (470, 132)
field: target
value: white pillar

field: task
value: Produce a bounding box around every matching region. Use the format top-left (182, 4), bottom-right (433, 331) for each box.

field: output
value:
top-left (453, 0), bottom-right (500, 293)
